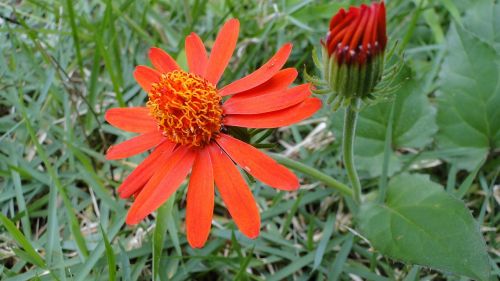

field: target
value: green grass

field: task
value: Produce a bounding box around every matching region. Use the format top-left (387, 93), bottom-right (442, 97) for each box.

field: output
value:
top-left (0, 0), bottom-right (498, 280)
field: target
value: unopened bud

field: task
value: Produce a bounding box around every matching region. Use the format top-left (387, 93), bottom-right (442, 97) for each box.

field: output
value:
top-left (321, 1), bottom-right (387, 105)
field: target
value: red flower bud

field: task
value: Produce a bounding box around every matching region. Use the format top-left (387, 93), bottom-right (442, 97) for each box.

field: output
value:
top-left (324, 1), bottom-right (387, 65)
top-left (318, 1), bottom-right (388, 105)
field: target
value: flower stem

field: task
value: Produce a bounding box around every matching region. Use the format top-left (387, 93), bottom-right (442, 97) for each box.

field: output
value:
top-left (343, 99), bottom-right (362, 204)
top-left (270, 153), bottom-right (354, 198)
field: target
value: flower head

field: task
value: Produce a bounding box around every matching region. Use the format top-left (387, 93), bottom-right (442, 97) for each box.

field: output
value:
top-left (105, 19), bottom-right (321, 248)
top-left (318, 1), bottom-right (387, 106)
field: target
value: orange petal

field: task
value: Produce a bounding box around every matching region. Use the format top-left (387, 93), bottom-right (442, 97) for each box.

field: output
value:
top-left (105, 107), bottom-right (157, 133)
top-left (219, 43), bottom-right (293, 96)
top-left (106, 131), bottom-right (165, 160)
top-left (185, 33), bottom-right (208, 77)
top-left (117, 141), bottom-right (176, 198)
top-left (222, 83), bottom-right (311, 115)
top-left (216, 134), bottom-right (299, 190)
top-left (228, 68), bottom-right (298, 101)
top-left (223, 98), bottom-right (322, 128)
top-left (208, 144), bottom-right (260, 238)
top-left (149, 47), bottom-right (180, 73)
top-left (134, 65), bottom-right (161, 92)
top-left (204, 19), bottom-right (240, 85)
top-left (186, 148), bottom-right (214, 248)
top-left (125, 146), bottom-right (196, 225)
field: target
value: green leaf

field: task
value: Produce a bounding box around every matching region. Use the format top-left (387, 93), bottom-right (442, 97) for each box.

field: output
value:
top-left (266, 251), bottom-right (315, 281)
top-left (327, 234), bottom-right (353, 280)
top-left (75, 214), bottom-right (125, 281)
top-left (313, 214), bottom-right (335, 269)
top-left (332, 79), bottom-right (437, 177)
top-left (234, 247), bottom-right (254, 281)
top-left (118, 242), bottom-right (131, 281)
top-left (357, 174), bottom-right (490, 280)
top-left (461, 1), bottom-right (500, 52)
top-left (423, 7), bottom-right (445, 43)
top-left (153, 199), bottom-right (171, 281)
top-left (101, 226), bottom-right (116, 281)
top-left (165, 195), bottom-right (182, 256)
top-left (0, 214), bottom-right (45, 268)
top-left (436, 5), bottom-right (500, 170)
top-left (440, 0), bottom-right (462, 26)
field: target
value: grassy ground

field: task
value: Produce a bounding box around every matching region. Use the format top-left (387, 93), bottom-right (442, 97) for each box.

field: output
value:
top-left (0, 0), bottom-right (498, 280)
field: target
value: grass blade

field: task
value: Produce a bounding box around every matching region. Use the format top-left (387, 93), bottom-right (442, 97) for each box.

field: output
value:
top-left (101, 226), bottom-right (117, 281)
top-left (327, 233), bottom-right (354, 280)
top-left (313, 214), bottom-right (336, 269)
top-left (0, 213), bottom-right (45, 268)
top-left (153, 199), bottom-right (171, 281)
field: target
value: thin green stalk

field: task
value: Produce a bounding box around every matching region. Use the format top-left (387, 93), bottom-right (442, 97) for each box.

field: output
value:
top-left (65, 0), bottom-right (84, 79)
top-left (270, 153), bottom-right (353, 198)
top-left (401, 0), bottom-right (424, 50)
top-left (343, 99), bottom-right (362, 204)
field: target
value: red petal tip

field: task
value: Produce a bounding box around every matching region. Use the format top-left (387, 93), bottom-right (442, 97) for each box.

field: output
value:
top-left (105, 146), bottom-right (115, 160)
top-left (325, 1), bottom-right (387, 65)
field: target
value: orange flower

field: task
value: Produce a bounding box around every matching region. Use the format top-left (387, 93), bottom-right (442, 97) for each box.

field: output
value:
top-left (105, 18), bottom-right (321, 248)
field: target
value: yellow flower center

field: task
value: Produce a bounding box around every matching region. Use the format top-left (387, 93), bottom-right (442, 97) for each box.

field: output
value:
top-left (147, 70), bottom-right (223, 147)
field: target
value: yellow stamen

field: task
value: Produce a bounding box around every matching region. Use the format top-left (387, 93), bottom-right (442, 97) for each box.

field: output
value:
top-left (147, 70), bottom-right (223, 147)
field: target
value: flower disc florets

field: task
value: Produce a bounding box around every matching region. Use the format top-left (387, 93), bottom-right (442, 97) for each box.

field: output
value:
top-left (147, 70), bottom-right (223, 147)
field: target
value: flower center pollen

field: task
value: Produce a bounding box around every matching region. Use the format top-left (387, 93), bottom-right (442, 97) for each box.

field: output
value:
top-left (147, 70), bottom-right (223, 147)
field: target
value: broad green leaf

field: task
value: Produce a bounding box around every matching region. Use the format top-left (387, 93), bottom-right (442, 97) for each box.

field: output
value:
top-left (436, 5), bottom-right (500, 170)
top-left (332, 79), bottom-right (437, 177)
top-left (448, 0), bottom-right (483, 14)
top-left (461, 1), bottom-right (500, 52)
top-left (357, 174), bottom-right (490, 280)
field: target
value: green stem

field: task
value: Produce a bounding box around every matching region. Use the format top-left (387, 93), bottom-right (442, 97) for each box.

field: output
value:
top-left (271, 154), bottom-right (354, 198)
top-left (343, 99), bottom-right (362, 204)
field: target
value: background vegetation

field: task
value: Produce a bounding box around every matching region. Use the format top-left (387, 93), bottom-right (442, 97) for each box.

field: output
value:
top-left (0, 0), bottom-right (498, 280)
